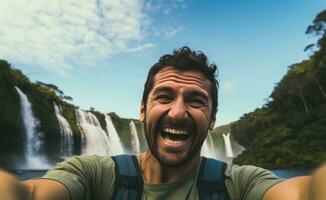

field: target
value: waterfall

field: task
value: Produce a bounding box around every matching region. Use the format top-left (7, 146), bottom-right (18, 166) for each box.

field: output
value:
top-left (231, 139), bottom-right (246, 157)
top-left (76, 109), bottom-right (110, 155)
top-left (201, 133), bottom-right (215, 158)
top-left (54, 103), bottom-right (73, 158)
top-left (201, 139), bottom-right (210, 157)
top-left (223, 133), bottom-right (234, 158)
top-left (105, 115), bottom-right (124, 155)
top-left (15, 87), bottom-right (50, 169)
top-left (129, 120), bottom-right (140, 154)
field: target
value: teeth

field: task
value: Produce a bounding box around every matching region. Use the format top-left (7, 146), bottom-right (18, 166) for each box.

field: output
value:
top-left (164, 138), bottom-right (184, 144)
top-left (163, 128), bottom-right (189, 135)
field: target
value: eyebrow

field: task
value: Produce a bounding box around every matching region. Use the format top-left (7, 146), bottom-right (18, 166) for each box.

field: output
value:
top-left (188, 91), bottom-right (209, 102)
top-left (152, 86), bottom-right (174, 94)
top-left (152, 86), bottom-right (209, 101)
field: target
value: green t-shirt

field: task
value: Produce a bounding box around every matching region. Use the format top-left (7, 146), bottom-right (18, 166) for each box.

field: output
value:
top-left (41, 155), bottom-right (283, 200)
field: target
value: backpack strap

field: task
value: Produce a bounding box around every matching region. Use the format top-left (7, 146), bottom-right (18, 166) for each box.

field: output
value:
top-left (198, 157), bottom-right (229, 200)
top-left (111, 154), bottom-right (143, 200)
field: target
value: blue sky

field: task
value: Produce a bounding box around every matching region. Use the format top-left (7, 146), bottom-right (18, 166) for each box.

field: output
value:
top-left (1, 0), bottom-right (325, 126)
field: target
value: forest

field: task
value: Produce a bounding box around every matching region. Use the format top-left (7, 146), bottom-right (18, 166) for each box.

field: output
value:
top-left (232, 9), bottom-right (326, 169)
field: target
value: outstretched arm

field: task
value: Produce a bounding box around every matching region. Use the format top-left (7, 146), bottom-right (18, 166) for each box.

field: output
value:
top-left (263, 176), bottom-right (311, 200)
top-left (0, 170), bottom-right (69, 200)
top-left (263, 164), bottom-right (326, 200)
top-left (309, 164), bottom-right (326, 200)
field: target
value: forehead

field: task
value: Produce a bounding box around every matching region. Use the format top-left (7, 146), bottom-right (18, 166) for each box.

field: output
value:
top-left (152, 66), bottom-right (212, 92)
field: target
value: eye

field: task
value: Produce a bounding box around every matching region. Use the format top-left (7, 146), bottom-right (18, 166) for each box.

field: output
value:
top-left (156, 95), bottom-right (173, 103)
top-left (188, 98), bottom-right (206, 108)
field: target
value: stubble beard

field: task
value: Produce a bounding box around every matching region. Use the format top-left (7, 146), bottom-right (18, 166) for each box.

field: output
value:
top-left (143, 116), bottom-right (206, 168)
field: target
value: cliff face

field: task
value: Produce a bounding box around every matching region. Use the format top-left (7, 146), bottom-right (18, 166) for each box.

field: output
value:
top-left (109, 112), bottom-right (146, 153)
top-left (1, 61), bottom-right (244, 169)
top-left (0, 60), bottom-right (146, 168)
top-left (0, 61), bottom-right (24, 163)
top-left (1, 54), bottom-right (325, 170)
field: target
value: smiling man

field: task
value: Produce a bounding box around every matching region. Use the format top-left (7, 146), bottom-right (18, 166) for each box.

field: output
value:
top-left (0, 47), bottom-right (323, 200)
top-left (141, 67), bottom-right (214, 165)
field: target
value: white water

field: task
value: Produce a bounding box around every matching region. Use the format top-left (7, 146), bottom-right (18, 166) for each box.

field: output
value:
top-left (231, 138), bottom-right (246, 157)
top-left (105, 115), bottom-right (124, 155)
top-left (77, 109), bottom-right (111, 155)
top-left (54, 103), bottom-right (73, 158)
top-left (15, 87), bottom-right (50, 169)
top-left (201, 133), bottom-right (215, 158)
top-left (223, 133), bottom-right (234, 158)
top-left (129, 120), bottom-right (140, 154)
top-left (201, 139), bottom-right (210, 157)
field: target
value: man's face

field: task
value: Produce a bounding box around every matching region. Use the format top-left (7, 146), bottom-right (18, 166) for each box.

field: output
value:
top-left (140, 66), bottom-right (216, 167)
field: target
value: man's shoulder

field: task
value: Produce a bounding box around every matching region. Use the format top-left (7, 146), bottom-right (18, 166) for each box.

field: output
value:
top-left (41, 155), bottom-right (118, 200)
top-left (45, 154), bottom-right (116, 177)
top-left (68, 154), bottom-right (113, 161)
top-left (224, 163), bottom-right (283, 200)
top-left (225, 163), bottom-right (274, 178)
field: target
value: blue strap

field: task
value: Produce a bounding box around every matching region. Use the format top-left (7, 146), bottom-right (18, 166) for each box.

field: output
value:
top-left (111, 154), bottom-right (143, 200)
top-left (198, 157), bottom-right (229, 200)
top-left (112, 155), bottom-right (228, 200)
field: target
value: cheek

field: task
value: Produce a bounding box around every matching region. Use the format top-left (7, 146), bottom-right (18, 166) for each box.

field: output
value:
top-left (145, 104), bottom-right (167, 131)
top-left (190, 109), bottom-right (211, 125)
top-left (147, 103), bottom-right (169, 118)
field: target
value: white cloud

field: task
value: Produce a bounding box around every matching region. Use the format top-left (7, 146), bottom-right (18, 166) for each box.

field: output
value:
top-left (223, 80), bottom-right (236, 92)
top-left (0, 0), bottom-right (158, 75)
top-left (143, 0), bottom-right (184, 38)
top-left (164, 26), bottom-right (182, 37)
top-left (126, 43), bottom-right (155, 53)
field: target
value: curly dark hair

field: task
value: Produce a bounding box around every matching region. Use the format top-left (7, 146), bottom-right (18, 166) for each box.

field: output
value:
top-left (142, 46), bottom-right (219, 116)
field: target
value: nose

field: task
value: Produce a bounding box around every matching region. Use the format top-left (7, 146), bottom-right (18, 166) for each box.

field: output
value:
top-left (167, 97), bottom-right (187, 121)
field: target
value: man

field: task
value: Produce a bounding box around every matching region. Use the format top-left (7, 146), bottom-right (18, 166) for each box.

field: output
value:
top-left (0, 47), bottom-right (324, 200)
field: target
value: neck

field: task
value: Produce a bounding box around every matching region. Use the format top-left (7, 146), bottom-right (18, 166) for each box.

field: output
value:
top-left (140, 149), bottom-right (201, 184)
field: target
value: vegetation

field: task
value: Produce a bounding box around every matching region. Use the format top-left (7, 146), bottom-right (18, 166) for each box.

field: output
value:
top-left (0, 61), bottom-right (25, 165)
top-left (0, 59), bottom-right (145, 164)
top-left (1, 9), bottom-right (325, 169)
top-left (232, 9), bottom-right (326, 169)
top-left (108, 112), bottom-right (146, 153)
top-left (90, 110), bottom-right (107, 132)
top-left (211, 124), bottom-right (230, 136)
top-left (0, 60), bottom-right (83, 163)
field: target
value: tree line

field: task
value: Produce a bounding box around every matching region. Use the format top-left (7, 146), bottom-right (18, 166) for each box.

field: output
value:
top-left (232, 9), bottom-right (326, 169)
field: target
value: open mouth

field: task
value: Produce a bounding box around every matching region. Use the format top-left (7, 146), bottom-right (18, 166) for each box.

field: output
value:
top-left (161, 128), bottom-right (191, 144)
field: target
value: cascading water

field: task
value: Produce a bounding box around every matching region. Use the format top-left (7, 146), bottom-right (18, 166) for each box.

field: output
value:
top-left (15, 87), bottom-right (50, 169)
top-left (201, 139), bottom-right (209, 157)
top-left (207, 133), bottom-right (215, 149)
top-left (129, 120), bottom-right (140, 154)
top-left (76, 109), bottom-right (111, 155)
top-left (206, 133), bottom-right (216, 157)
top-left (231, 138), bottom-right (246, 157)
top-left (105, 115), bottom-right (124, 155)
top-left (201, 133), bottom-right (215, 158)
top-left (54, 103), bottom-right (73, 158)
top-left (223, 133), bottom-right (234, 158)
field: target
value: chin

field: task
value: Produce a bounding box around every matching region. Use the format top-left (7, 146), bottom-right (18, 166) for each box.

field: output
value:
top-left (156, 150), bottom-right (199, 168)
top-left (158, 156), bottom-right (189, 168)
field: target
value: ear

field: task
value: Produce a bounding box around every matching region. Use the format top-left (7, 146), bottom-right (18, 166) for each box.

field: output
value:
top-left (208, 114), bottom-right (216, 130)
top-left (140, 102), bottom-right (145, 123)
